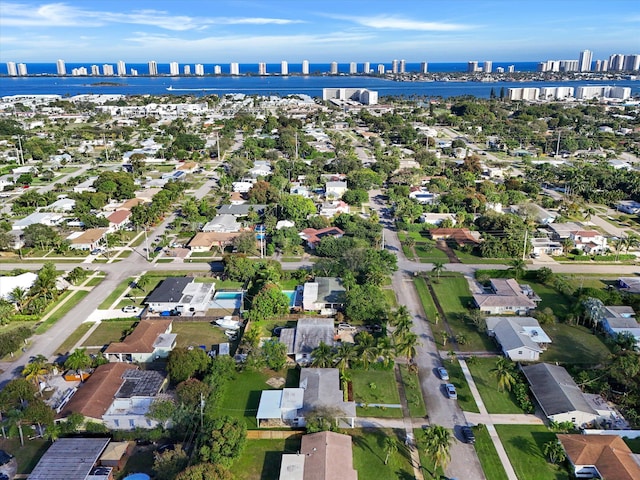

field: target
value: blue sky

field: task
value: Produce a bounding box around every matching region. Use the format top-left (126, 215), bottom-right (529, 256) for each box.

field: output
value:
top-left (1, 0), bottom-right (638, 63)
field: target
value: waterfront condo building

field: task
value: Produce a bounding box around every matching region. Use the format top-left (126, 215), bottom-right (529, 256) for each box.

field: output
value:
top-left (148, 61), bottom-right (158, 76)
top-left (214, 65), bottom-right (222, 74)
top-left (258, 62), bottom-right (267, 75)
top-left (230, 62), bottom-right (240, 75)
top-left (183, 65), bottom-right (191, 75)
top-left (579, 49), bottom-right (592, 72)
top-left (377, 64), bottom-right (385, 74)
top-left (169, 62), bottom-right (179, 76)
top-left (363, 62), bottom-right (370, 74)
top-left (467, 61), bottom-right (478, 73)
top-left (6, 62), bottom-right (17, 76)
top-left (391, 59), bottom-right (399, 73)
top-left (117, 60), bottom-right (126, 76)
top-left (56, 59), bottom-right (66, 75)
top-left (302, 60), bottom-right (309, 75)
top-left (399, 59), bottom-right (406, 73)
top-left (91, 65), bottom-right (100, 76)
top-left (349, 62), bottom-right (357, 74)
top-left (17, 63), bottom-right (27, 76)
top-left (195, 64), bottom-right (204, 76)
top-left (483, 61), bottom-right (493, 73)
top-left (420, 62), bottom-right (428, 74)
top-left (330, 62), bottom-right (338, 74)
top-left (281, 61), bottom-right (288, 75)
top-left (103, 64), bottom-right (114, 76)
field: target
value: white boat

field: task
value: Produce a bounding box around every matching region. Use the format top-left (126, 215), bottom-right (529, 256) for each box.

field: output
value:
top-left (216, 316), bottom-right (241, 330)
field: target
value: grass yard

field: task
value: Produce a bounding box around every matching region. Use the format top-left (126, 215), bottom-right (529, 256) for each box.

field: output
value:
top-left (496, 425), bottom-right (570, 480)
top-left (352, 370), bottom-right (401, 405)
top-left (84, 275), bottom-right (105, 287)
top-left (543, 323), bottom-right (611, 364)
top-left (467, 357), bottom-right (524, 414)
top-left (399, 364), bottom-right (427, 417)
top-left (35, 290), bottom-right (89, 334)
top-left (55, 322), bottom-right (94, 355)
top-left (473, 425), bottom-right (509, 480)
top-left (0, 438), bottom-right (50, 474)
top-left (98, 277), bottom-right (134, 309)
top-left (455, 250), bottom-right (511, 264)
top-left (172, 321), bottom-right (229, 349)
top-left (624, 437), bottom-right (640, 453)
top-left (429, 275), bottom-right (497, 352)
top-left (413, 277), bottom-right (438, 320)
top-left (383, 288), bottom-right (398, 308)
top-left (116, 446), bottom-right (154, 479)
top-left (413, 428), bottom-right (445, 479)
top-left (351, 428), bottom-right (415, 479)
top-left (442, 359), bottom-right (479, 413)
top-left (415, 243), bottom-right (449, 263)
top-left (279, 279), bottom-right (300, 290)
top-left (235, 437), bottom-right (301, 480)
top-left (82, 319), bottom-right (138, 347)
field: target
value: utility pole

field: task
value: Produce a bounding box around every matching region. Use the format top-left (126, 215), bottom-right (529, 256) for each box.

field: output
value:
top-left (216, 131), bottom-right (221, 161)
top-left (522, 229), bottom-right (529, 261)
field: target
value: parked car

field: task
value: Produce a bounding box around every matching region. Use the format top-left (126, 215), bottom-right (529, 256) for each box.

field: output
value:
top-left (337, 323), bottom-right (356, 331)
top-left (445, 383), bottom-right (457, 399)
top-left (437, 367), bottom-right (449, 381)
top-left (90, 249), bottom-right (103, 255)
top-left (461, 426), bottom-right (476, 444)
top-left (122, 305), bottom-right (137, 313)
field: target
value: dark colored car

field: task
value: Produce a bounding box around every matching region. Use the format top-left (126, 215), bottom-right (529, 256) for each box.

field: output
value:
top-left (461, 426), bottom-right (475, 444)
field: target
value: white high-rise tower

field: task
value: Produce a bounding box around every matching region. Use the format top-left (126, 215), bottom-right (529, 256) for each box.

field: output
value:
top-left (301, 60), bottom-right (309, 75)
top-left (579, 50), bottom-right (593, 72)
top-left (6, 62), bottom-right (17, 76)
top-left (148, 61), bottom-right (158, 76)
top-left (56, 59), bottom-right (66, 75)
top-left (281, 61), bottom-right (288, 75)
top-left (169, 62), bottom-right (179, 76)
top-left (117, 60), bottom-right (126, 76)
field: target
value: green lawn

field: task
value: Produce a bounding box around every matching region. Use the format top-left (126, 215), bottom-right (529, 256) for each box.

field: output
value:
top-left (352, 370), bottom-right (401, 405)
top-left (430, 275), bottom-right (497, 352)
top-left (0, 438), bottom-right (50, 474)
top-left (543, 323), bottom-right (611, 364)
top-left (496, 425), bottom-right (570, 480)
top-left (456, 250), bottom-right (511, 264)
top-left (382, 288), bottom-right (398, 308)
top-left (624, 437), bottom-right (640, 453)
top-left (399, 364), bottom-right (427, 417)
top-left (279, 279), bottom-right (300, 290)
top-left (467, 357), bottom-right (524, 414)
top-left (414, 428), bottom-right (445, 479)
top-left (35, 290), bottom-right (90, 334)
top-left (351, 429), bottom-right (415, 479)
top-left (235, 437), bottom-right (302, 480)
top-left (442, 359), bottom-right (479, 413)
top-left (55, 322), bottom-right (94, 355)
top-left (116, 446), bottom-right (154, 479)
top-left (413, 277), bottom-right (438, 320)
top-left (84, 275), bottom-right (105, 287)
top-left (82, 319), bottom-right (138, 347)
top-left (473, 425), bottom-right (509, 480)
top-left (415, 243), bottom-right (449, 263)
top-left (98, 277), bottom-right (134, 309)
top-left (172, 321), bottom-right (229, 349)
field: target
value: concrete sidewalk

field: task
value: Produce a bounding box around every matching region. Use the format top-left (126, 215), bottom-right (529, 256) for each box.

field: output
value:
top-left (459, 359), bottom-right (519, 480)
top-left (464, 412), bottom-right (545, 425)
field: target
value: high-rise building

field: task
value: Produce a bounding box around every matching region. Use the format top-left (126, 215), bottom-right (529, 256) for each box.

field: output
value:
top-left (420, 62), bottom-right (428, 74)
top-left (214, 65), bottom-right (222, 75)
top-left (230, 62), bottom-right (240, 75)
top-left (148, 61), bottom-right (158, 76)
top-left (507, 65), bottom-right (515, 73)
top-left (91, 65), bottom-right (100, 75)
top-left (399, 59), bottom-right (406, 73)
top-left (103, 64), bottom-right (114, 75)
top-left (71, 67), bottom-right (87, 76)
top-left (184, 65), bottom-right (191, 75)
top-left (595, 59), bottom-right (608, 72)
top-left (56, 59), bottom-right (66, 75)
top-left (6, 62), bottom-right (17, 76)
top-left (578, 50), bottom-right (592, 72)
top-left (467, 61), bottom-right (478, 73)
top-left (330, 62), bottom-right (338, 74)
top-left (281, 61), bottom-right (288, 75)
top-left (623, 54), bottom-right (640, 71)
top-left (377, 64), bottom-right (385, 74)
top-left (117, 60), bottom-right (126, 76)
top-left (195, 64), bottom-right (204, 76)
top-left (302, 60), bottom-right (309, 75)
top-left (349, 62), bottom-right (357, 74)
top-left (130, 68), bottom-right (138, 76)
top-left (391, 59), bottom-right (398, 73)
top-left (169, 62), bottom-right (179, 76)
top-left (258, 62), bottom-right (267, 75)
top-left (17, 63), bottom-right (27, 76)
top-left (363, 62), bottom-right (370, 74)
top-left (608, 54), bottom-right (624, 71)
top-left (496, 67), bottom-right (504, 73)
top-left (483, 61), bottom-right (493, 73)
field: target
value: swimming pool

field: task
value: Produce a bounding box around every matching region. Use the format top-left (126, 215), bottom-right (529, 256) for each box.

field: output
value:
top-left (215, 292), bottom-right (243, 300)
top-left (283, 289), bottom-right (299, 307)
top-left (211, 291), bottom-right (243, 310)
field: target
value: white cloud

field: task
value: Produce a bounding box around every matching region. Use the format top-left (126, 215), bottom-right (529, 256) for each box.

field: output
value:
top-left (333, 14), bottom-right (475, 31)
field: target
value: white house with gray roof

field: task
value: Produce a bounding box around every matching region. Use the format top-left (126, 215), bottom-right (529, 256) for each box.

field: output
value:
top-left (486, 316), bottom-right (551, 361)
top-left (279, 317), bottom-right (335, 365)
top-left (145, 277), bottom-right (215, 315)
top-left (303, 277), bottom-right (346, 313)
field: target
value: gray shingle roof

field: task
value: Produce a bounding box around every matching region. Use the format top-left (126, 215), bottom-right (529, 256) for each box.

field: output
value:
top-left (294, 317), bottom-right (335, 355)
top-left (28, 437), bottom-right (110, 480)
top-left (145, 277), bottom-right (192, 304)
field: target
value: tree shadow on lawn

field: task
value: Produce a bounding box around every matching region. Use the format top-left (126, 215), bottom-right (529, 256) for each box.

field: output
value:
top-left (244, 390), bottom-right (262, 426)
top-left (547, 330), bottom-right (608, 363)
top-left (285, 367), bottom-right (300, 388)
top-left (509, 435), bottom-right (540, 458)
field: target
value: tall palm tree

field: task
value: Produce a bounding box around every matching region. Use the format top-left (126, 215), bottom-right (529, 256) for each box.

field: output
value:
top-left (422, 425), bottom-right (452, 471)
top-left (311, 342), bottom-right (334, 368)
top-left (64, 348), bottom-right (92, 380)
top-left (376, 337), bottom-right (396, 368)
top-left (384, 437), bottom-right (398, 465)
top-left (431, 261), bottom-right (446, 279)
top-left (9, 286), bottom-right (29, 314)
top-left (491, 357), bottom-right (517, 392)
top-left (395, 332), bottom-right (420, 363)
top-left (135, 274), bottom-right (150, 294)
top-left (543, 440), bottom-right (566, 464)
top-left (509, 258), bottom-right (526, 280)
top-left (356, 332), bottom-right (378, 369)
top-left (22, 355), bottom-right (52, 392)
top-left (334, 343), bottom-right (357, 374)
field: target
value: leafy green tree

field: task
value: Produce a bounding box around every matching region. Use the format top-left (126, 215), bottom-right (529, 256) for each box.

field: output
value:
top-left (509, 258), bottom-right (526, 280)
top-left (223, 255), bottom-right (256, 282)
top-left (154, 445), bottom-right (189, 480)
top-left (345, 284), bottom-right (387, 323)
top-left (246, 284), bottom-right (289, 322)
top-left (22, 223), bottom-right (60, 249)
top-left (146, 399), bottom-right (177, 429)
top-left (279, 194), bottom-right (317, 223)
top-left (422, 425), bottom-right (452, 471)
top-left (176, 378), bottom-right (212, 407)
top-left (0, 299), bottom-right (15, 325)
top-left (261, 339), bottom-right (287, 370)
top-left (198, 415), bottom-right (247, 467)
top-left (63, 348), bottom-right (92, 374)
top-left (167, 347), bottom-right (211, 383)
top-left (543, 440), bottom-right (566, 464)
top-left (175, 463), bottom-right (234, 480)
top-left (23, 397), bottom-right (54, 436)
top-left (232, 232), bottom-right (258, 255)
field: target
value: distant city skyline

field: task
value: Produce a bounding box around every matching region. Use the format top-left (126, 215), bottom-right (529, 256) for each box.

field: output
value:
top-left (1, 0), bottom-right (639, 63)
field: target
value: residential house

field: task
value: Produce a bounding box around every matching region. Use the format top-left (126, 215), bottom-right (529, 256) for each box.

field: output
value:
top-left (557, 434), bottom-right (640, 480)
top-left (318, 200), bottom-right (350, 217)
top-left (409, 187), bottom-right (438, 205)
top-left (73, 177), bottom-right (98, 194)
top-left (229, 192), bottom-right (246, 205)
top-left (279, 317), bottom-right (335, 365)
top-left (28, 437), bottom-right (112, 480)
top-left (420, 213), bottom-right (456, 226)
top-left (521, 363), bottom-right (600, 427)
top-left (586, 299), bottom-right (640, 348)
top-left (66, 228), bottom-right (108, 250)
top-left (0, 174), bottom-right (14, 191)
top-left (217, 204), bottom-right (266, 217)
top-left (104, 319), bottom-right (176, 363)
top-left (279, 431), bottom-right (358, 480)
top-left (514, 203), bottom-right (557, 225)
top-left (46, 197), bottom-right (76, 212)
top-left (325, 181), bottom-right (347, 200)
top-left (187, 232), bottom-right (240, 253)
top-left (98, 441), bottom-right (133, 472)
top-left (472, 278), bottom-right (540, 315)
top-left (485, 316), bottom-right (552, 361)
top-left (12, 212), bottom-right (64, 230)
top-left (249, 160), bottom-right (272, 178)
top-left (547, 222), bottom-right (585, 240)
top-left (201, 215), bottom-right (242, 233)
top-left (531, 237), bottom-right (564, 256)
top-left (302, 277), bottom-right (346, 312)
top-left (299, 227), bottom-right (344, 249)
top-left (106, 210), bottom-right (131, 231)
top-left (617, 200), bottom-right (640, 215)
top-left (145, 277), bottom-right (215, 314)
top-left (569, 230), bottom-right (608, 255)
top-left (0, 272), bottom-right (37, 301)
top-left (290, 183), bottom-right (312, 198)
top-left (258, 368), bottom-right (356, 429)
top-left (12, 165), bottom-right (38, 175)
top-left (618, 277), bottom-right (640, 294)
top-left (429, 228), bottom-right (481, 247)
top-left (232, 180), bottom-right (255, 193)
top-left (177, 161), bottom-right (198, 173)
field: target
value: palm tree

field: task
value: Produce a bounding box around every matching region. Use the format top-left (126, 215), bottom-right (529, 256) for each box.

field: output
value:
top-left (431, 261), bottom-right (446, 279)
top-left (384, 437), bottom-right (398, 465)
top-left (22, 355), bottom-right (52, 392)
top-left (491, 357), bottom-right (517, 392)
top-left (64, 348), bottom-right (92, 380)
top-left (0, 299), bottom-right (15, 326)
top-left (395, 332), bottom-right (420, 363)
top-left (334, 343), bottom-right (357, 374)
top-left (583, 206), bottom-right (595, 223)
top-left (543, 440), bottom-right (566, 464)
top-left (356, 332), bottom-right (378, 369)
top-left (422, 425), bottom-right (452, 471)
top-left (9, 286), bottom-right (29, 314)
top-left (376, 337), bottom-right (396, 368)
top-left (509, 258), bottom-right (526, 280)
top-left (311, 342), bottom-right (334, 368)
top-left (135, 274), bottom-right (150, 294)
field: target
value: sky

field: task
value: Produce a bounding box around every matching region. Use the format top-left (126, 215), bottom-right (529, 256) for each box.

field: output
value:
top-left (1, 0), bottom-right (639, 64)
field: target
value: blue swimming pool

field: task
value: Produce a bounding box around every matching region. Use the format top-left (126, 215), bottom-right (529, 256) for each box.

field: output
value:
top-left (283, 289), bottom-right (300, 307)
top-left (215, 292), bottom-right (243, 300)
